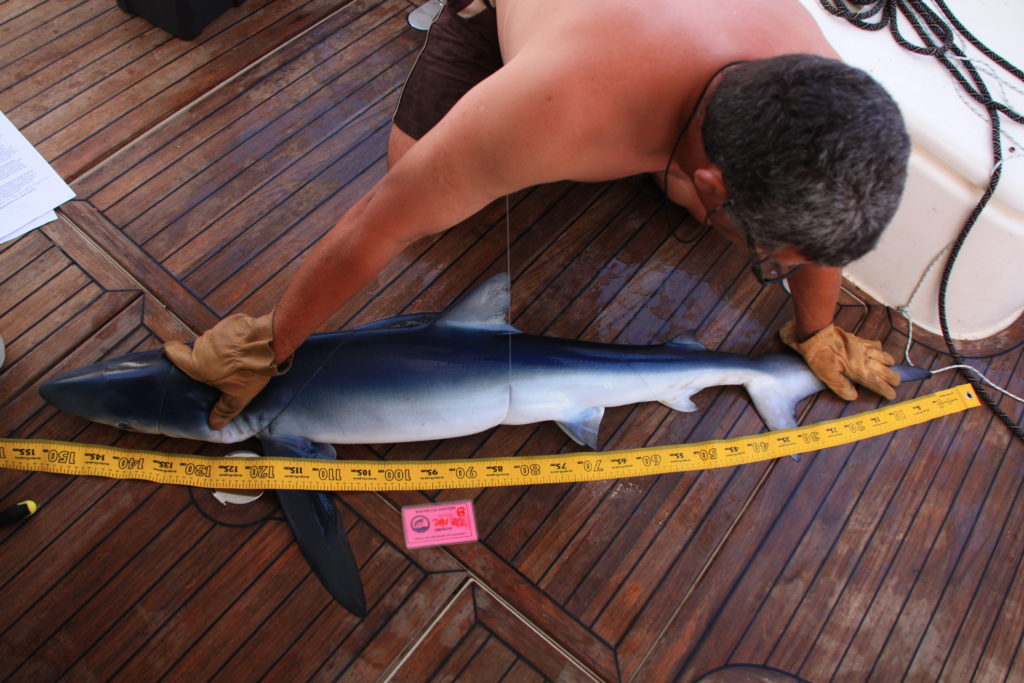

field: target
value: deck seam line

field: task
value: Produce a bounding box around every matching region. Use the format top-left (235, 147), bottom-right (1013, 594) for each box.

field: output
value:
top-left (467, 578), bottom-right (605, 683)
top-left (51, 207), bottom-right (195, 335)
top-left (380, 575), bottom-right (474, 681)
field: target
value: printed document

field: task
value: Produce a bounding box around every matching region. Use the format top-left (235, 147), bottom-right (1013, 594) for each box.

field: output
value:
top-left (0, 111), bottom-right (75, 244)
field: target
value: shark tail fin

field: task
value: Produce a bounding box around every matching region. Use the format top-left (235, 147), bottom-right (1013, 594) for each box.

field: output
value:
top-left (744, 354), bottom-right (934, 431)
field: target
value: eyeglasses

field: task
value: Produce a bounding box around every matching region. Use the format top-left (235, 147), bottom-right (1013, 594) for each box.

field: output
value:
top-left (705, 202), bottom-right (803, 285)
top-left (744, 229), bottom-right (804, 285)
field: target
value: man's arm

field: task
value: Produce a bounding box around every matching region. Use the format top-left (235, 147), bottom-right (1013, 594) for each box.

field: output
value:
top-left (270, 55), bottom-right (597, 362)
top-left (786, 263), bottom-right (842, 340)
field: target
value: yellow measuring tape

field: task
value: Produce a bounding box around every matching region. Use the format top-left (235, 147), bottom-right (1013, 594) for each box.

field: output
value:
top-left (0, 384), bottom-right (978, 491)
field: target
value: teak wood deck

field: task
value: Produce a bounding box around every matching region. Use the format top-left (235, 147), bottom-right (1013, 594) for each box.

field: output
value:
top-left (1, 1), bottom-right (1022, 681)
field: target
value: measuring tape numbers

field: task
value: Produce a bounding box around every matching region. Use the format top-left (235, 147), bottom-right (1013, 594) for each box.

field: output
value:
top-left (0, 384), bottom-right (979, 491)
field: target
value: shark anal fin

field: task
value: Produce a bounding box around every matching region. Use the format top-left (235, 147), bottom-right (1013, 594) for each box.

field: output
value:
top-left (261, 436), bottom-right (366, 617)
top-left (555, 407), bottom-right (604, 450)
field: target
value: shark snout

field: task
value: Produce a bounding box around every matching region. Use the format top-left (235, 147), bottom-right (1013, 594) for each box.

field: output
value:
top-left (39, 350), bottom-right (180, 433)
top-left (40, 365), bottom-right (110, 420)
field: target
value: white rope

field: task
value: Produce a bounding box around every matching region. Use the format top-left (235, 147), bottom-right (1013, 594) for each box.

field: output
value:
top-left (932, 364), bottom-right (1024, 404)
top-left (898, 241), bottom-right (952, 365)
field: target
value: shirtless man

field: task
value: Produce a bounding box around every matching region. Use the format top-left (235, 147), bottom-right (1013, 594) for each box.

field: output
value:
top-left (165, 0), bottom-right (910, 430)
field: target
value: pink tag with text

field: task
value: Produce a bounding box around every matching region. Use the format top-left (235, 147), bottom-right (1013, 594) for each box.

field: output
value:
top-left (401, 501), bottom-right (478, 548)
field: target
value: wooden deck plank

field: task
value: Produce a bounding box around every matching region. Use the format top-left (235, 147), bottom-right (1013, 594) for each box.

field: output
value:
top-left (0, 7), bottom-right (138, 99)
top-left (828, 385), bottom-right (1013, 678)
top-left (662, 352), bottom-right (1020, 682)
top-left (905, 423), bottom-right (1024, 680)
top-left (973, 509), bottom-right (1024, 682)
top-left (1, 0), bottom-right (358, 180)
top-left (2, 485), bottom-right (194, 680)
top-left (0, 0), bottom-right (82, 50)
top-left (158, 520), bottom-right (376, 680)
top-left (474, 587), bottom-right (599, 682)
top-left (0, 477), bottom-right (165, 678)
top-left (61, 521), bottom-right (279, 680)
top-left (118, 8), bottom-right (416, 252)
top-left (369, 488), bottom-right (619, 680)
top-left (426, 623), bottom-right (492, 682)
top-left (390, 582), bottom-right (598, 682)
top-left (75, 0), bottom-right (394, 206)
top-left (58, 201), bottom-right (219, 332)
top-left (2, 0), bottom-right (1022, 679)
top-left (384, 581), bottom-right (477, 679)
top-left (0, 294), bottom-right (142, 431)
top-left (338, 571), bottom-right (469, 680)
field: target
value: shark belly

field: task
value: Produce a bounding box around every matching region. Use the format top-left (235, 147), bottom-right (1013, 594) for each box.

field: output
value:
top-left (501, 337), bottom-right (746, 426)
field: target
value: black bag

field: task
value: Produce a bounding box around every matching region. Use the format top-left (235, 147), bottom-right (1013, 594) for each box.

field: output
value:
top-left (117, 0), bottom-right (245, 40)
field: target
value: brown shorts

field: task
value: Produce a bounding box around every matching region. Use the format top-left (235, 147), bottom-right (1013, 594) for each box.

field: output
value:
top-left (393, 0), bottom-right (502, 140)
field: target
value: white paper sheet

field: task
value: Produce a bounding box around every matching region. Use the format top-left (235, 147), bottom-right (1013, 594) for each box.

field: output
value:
top-left (0, 111), bottom-right (75, 245)
top-left (0, 210), bottom-right (58, 244)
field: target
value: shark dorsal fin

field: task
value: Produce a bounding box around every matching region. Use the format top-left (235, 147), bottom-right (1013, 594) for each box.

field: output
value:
top-left (666, 331), bottom-right (706, 352)
top-left (433, 273), bottom-right (520, 333)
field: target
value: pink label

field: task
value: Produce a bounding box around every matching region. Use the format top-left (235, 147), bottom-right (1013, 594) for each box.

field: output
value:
top-left (401, 501), bottom-right (478, 548)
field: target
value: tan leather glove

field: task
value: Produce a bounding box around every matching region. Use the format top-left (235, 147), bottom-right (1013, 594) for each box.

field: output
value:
top-left (164, 312), bottom-right (291, 430)
top-left (780, 321), bottom-right (900, 401)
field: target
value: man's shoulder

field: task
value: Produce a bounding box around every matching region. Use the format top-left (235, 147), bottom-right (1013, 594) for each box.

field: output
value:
top-left (504, 0), bottom-right (833, 64)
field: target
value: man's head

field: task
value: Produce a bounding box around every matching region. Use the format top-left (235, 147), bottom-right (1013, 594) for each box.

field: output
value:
top-left (701, 54), bottom-right (910, 267)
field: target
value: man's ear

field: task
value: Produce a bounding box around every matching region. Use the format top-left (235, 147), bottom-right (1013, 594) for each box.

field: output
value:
top-left (693, 165), bottom-right (728, 208)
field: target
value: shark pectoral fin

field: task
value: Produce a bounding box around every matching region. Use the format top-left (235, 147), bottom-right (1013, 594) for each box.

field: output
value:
top-left (555, 407), bottom-right (604, 450)
top-left (276, 490), bottom-right (367, 617)
top-left (747, 394), bottom-right (799, 431)
top-left (260, 436), bottom-right (366, 617)
top-left (260, 435), bottom-right (337, 460)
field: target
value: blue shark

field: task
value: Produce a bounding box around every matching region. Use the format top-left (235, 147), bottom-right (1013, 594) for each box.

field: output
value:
top-left (39, 274), bottom-right (928, 616)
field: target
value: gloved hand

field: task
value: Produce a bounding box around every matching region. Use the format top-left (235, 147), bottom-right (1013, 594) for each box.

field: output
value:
top-left (164, 312), bottom-right (291, 430)
top-left (779, 321), bottom-right (900, 401)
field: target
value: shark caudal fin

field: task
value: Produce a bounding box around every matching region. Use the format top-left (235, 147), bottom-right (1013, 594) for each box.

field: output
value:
top-left (744, 353), bottom-right (933, 431)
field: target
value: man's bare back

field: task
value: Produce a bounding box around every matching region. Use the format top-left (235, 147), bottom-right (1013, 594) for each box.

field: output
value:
top-left (402, 0), bottom-right (842, 218)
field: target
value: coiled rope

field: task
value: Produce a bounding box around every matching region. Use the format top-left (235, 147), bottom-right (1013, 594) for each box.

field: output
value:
top-left (819, 0), bottom-right (1024, 441)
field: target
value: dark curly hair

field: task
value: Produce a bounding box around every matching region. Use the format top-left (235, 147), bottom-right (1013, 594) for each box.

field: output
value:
top-left (702, 54), bottom-right (910, 266)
